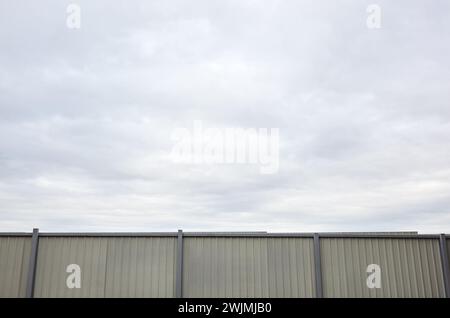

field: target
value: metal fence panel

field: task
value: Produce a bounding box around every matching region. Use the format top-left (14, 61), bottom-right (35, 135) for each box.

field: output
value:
top-left (320, 238), bottom-right (445, 298)
top-left (34, 237), bottom-right (108, 297)
top-left (267, 237), bottom-right (316, 297)
top-left (182, 237), bottom-right (315, 297)
top-left (104, 237), bottom-right (177, 297)
top-left (447, 238), bottom-right (450, 268)
top-left (0, 237), bottom-right (31, 297)
top-left (33, 237), bottom-right (177, 297)
top-left (2, 232), bottom-right (449, 298)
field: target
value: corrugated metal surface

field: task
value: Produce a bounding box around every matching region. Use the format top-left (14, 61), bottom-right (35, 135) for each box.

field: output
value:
top-left (33, 237), bottom-right (177, 298)
top-left (183, 237), bottom-right (315, 297)
top-left (2, 232), bottom-right (449, 298)
top-left (321, 238), bottom-right (445, 298)
top-left (105, 237), bottom-right (177, 297)
top-left (447, 238), bottom-right (450, 268)
top-left (267, 238), bottom-right (315, 297)
top-left (34, 237), bottom-right (108, 297)
top-left (0, 237), bottom-right (31, 297)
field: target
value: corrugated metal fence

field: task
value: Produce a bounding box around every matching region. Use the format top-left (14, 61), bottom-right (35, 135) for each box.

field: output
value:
top-left (0, 230), bottom-right (449, 298)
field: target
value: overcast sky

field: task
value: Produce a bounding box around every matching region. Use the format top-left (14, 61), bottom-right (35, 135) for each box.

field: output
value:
top-left (1, 0), bottom-right (450, 233)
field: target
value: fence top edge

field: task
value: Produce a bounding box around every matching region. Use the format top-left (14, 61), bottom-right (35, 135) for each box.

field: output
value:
top-left (0, 233), bottom-right (33, 237)
top-left (0, 231), bottom-right (445, 238)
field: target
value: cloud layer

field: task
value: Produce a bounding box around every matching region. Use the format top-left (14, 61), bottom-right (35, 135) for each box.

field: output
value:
top-left (1, 0), bottom-right (450, 232)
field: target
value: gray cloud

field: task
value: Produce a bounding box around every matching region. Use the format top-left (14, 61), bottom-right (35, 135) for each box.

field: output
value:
top-left (1, 0), bottom-right (450, 232)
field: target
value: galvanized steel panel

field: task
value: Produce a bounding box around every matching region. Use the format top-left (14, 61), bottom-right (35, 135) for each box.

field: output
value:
top-left (267, 237), bottom-right (315, 297)
top-left (34, 237), bottom-right (108, 297)
top-left (0, 237), bottom-right (31, 297)
top-left (183, 237), bottom-right (315, 297)
top-left (104, 237), bottom-right (177, 297)
top-left (447, 238), bottom-right (450, 266)
top-left (33, 237), bottom-right (177, 297)
top-left (320, 238), bottom-right (445, 298)
top-left (2, 232), bottom-right (449, 298)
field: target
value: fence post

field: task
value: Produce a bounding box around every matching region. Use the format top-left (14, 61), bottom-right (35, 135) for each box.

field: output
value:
top-left (176, 229), bottom-right (184, 298)
top-left (439, 234), bottom-right (450, 298)
top-left (313, 233), bottom-right (323, 298)
top-left (26, 228), bottom-right (39, 298)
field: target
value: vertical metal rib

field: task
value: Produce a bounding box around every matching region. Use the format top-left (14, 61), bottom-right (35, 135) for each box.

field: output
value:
top-left (176, 229), bottom-right (183, 298)
top-left (439, 234), bottom-right (450, 297)
top-left (313, 233), bottom-right (323, 298)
